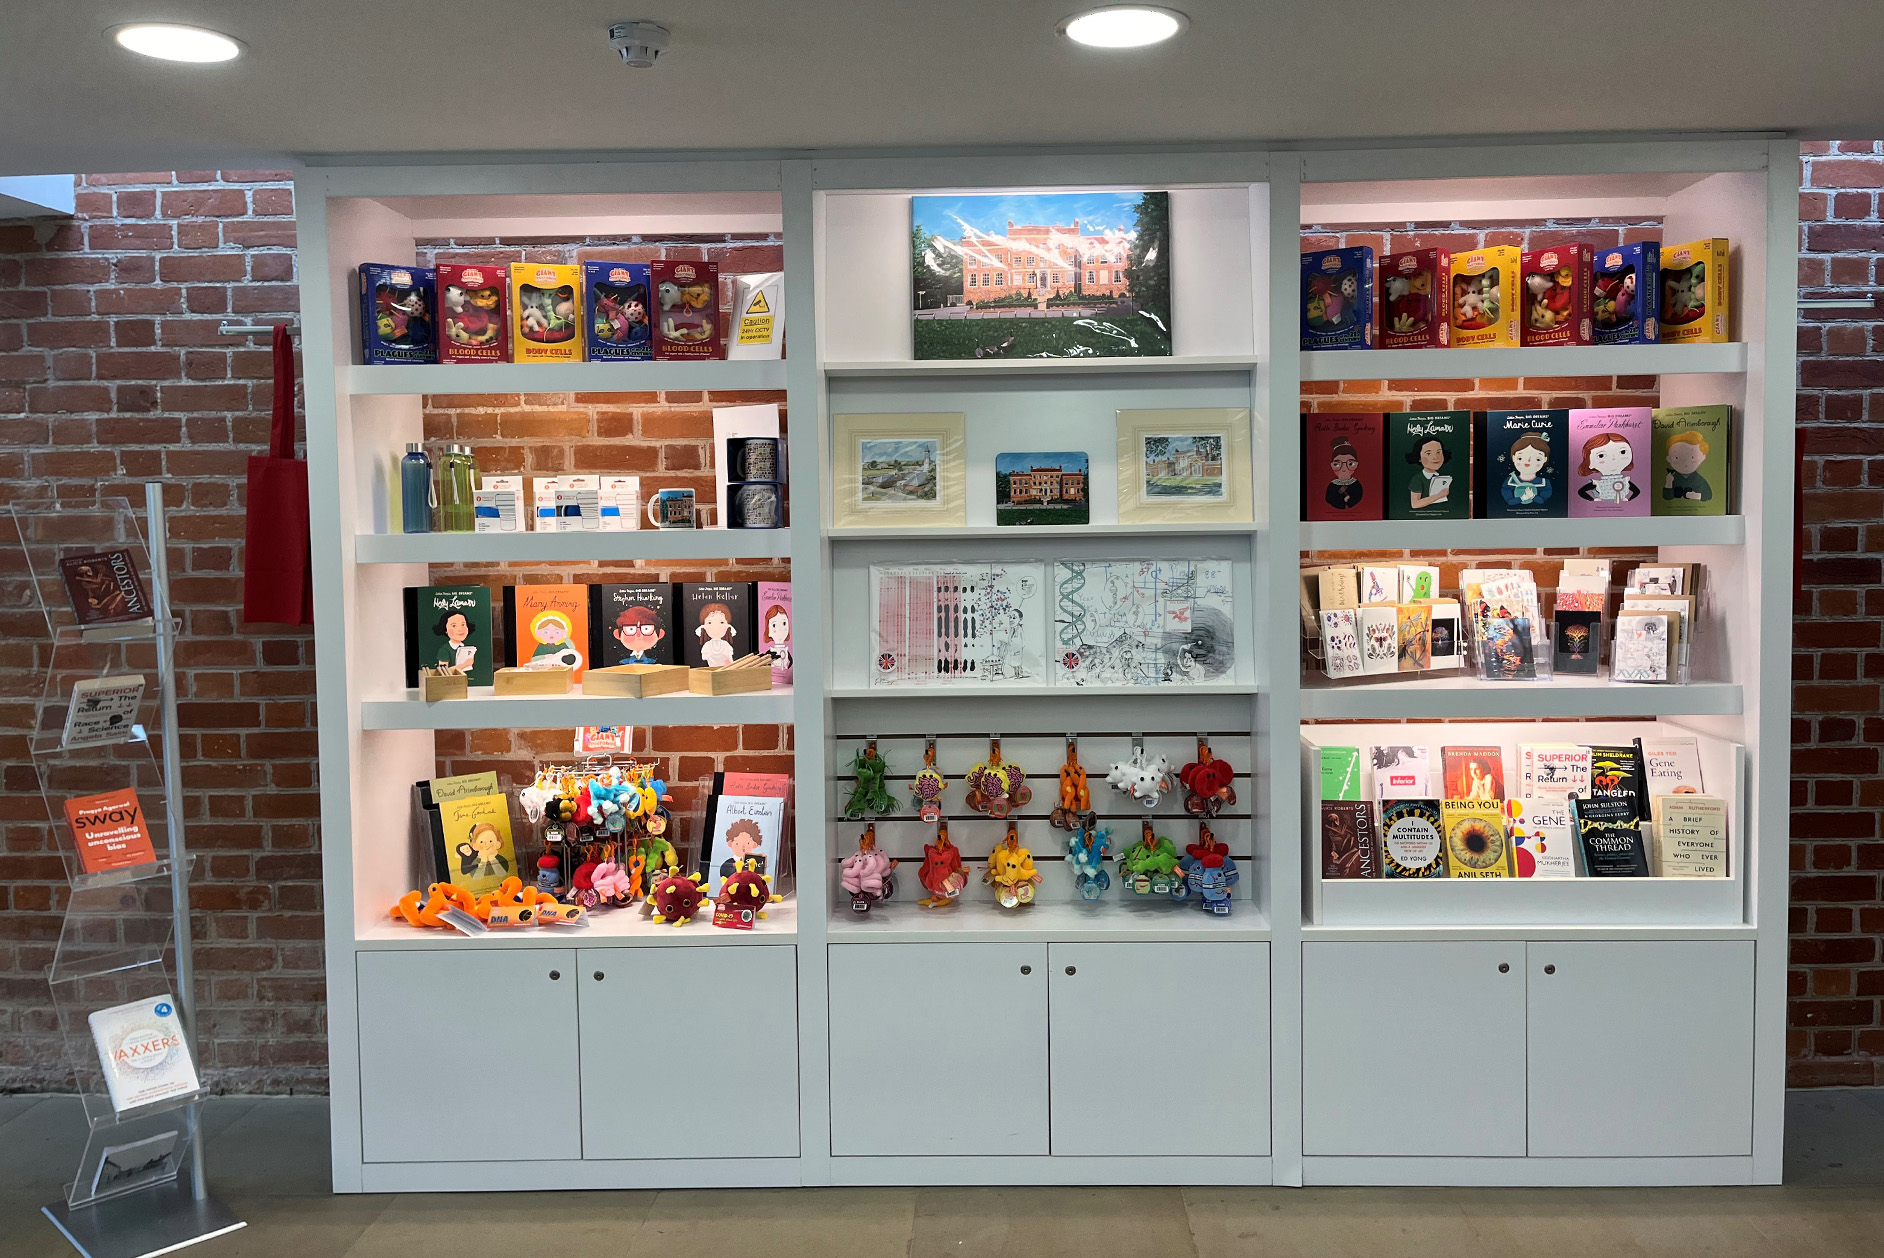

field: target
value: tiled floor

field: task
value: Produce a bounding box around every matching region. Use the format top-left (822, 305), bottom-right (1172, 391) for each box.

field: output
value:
top-left (1, 1090), bottom-right (1881, 1257)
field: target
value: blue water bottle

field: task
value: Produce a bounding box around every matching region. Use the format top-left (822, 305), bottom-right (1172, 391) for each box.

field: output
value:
top-left (401, 443), bottom-right (434, 533)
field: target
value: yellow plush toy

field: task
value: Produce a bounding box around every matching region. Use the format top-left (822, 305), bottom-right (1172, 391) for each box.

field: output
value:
top-left (984, 826), bottom-right (1042, 909)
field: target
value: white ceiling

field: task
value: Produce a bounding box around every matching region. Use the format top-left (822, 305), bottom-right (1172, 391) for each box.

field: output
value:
top-left (5, 0), bottom-right (1884, 176)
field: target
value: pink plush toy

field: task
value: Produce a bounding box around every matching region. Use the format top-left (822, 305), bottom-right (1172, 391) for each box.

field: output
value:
top-left (839, 827), bottom-right (897, 913)
top-left (590, 859), bottom-right (635, 906)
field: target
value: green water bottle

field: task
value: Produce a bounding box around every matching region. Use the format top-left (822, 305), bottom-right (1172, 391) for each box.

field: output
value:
top-left (439, 444), bottom-right (478, 533)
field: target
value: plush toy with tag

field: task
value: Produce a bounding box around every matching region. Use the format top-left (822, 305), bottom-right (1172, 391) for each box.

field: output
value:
top-left (1107, 746), bottom-right (1174, 809)
top-left (648, 866), bottom-right (709, 925)
top-left (840, 825), bottom-right (897, 913)
top-left (845, 744), bottom-right (897, 819)
top-left (1181, 823), bottom-right (1239, 915)
top-left (983, 825), bottom-right (1042, 909)
top-left (1179, 741), bottom-right (1238, 818)
top-left (1050, 740), bottom-right (1091, 830)
top-left (916, 822), bottom-right (968, 908)
top-left (1119, 821), bottom-right (1184, 897)
top-left (1067, 821), bottom-right (1112, 900)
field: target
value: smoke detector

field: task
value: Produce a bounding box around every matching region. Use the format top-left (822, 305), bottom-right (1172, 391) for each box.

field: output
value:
top-left (609, 21), bottom-right (670, 68)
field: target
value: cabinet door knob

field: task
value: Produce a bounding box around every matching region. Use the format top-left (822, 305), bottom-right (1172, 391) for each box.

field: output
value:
top-left (549, 970), bottom-right (562, 981)
top-left (593, 971), bottom-right (605, 982)
top-left (1498, 963), bottom-right (1510, 974)
top-left (1543, 964), bottom-right (1556, 975)
top-left (1065, 966), bottom-right (1077, 976)
top-left (1020, 965), bottom-right (1032, 975)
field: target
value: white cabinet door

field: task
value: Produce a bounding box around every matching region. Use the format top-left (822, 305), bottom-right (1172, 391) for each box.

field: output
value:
top-left (1302, 941), bottom-right (1526, 1157)
top-left (1527, 940), bottom-right (1754, 1157)
top-left (358, 949), bottom-right (580, 1162)
top-left (577, 945), bottom-right (799, 1160)
top-left (828, 943), bottom-right (1049, 1156)
top-left (1048, 942), bottom-right (1269, 1156)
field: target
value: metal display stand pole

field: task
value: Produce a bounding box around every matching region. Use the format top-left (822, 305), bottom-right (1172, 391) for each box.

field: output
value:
top-left (36, 485), bottom-right (244, 1258)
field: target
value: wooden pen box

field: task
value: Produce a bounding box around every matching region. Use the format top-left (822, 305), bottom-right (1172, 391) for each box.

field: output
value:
top-left (418, 667), bottom-right (467, 702)
top-left (688, 654), bottom-right (774, 696)
top-left (493, 666), bottom-right (576, 696)
top-left (584, 663), bottom-right (689, 698)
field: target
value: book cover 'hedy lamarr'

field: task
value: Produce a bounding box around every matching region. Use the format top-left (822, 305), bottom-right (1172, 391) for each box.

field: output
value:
top-left (89, 994), bottom-right (200, 1114)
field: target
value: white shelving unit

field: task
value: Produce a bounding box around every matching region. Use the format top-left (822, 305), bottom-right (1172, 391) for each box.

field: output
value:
top-left (300, 136), bottom-right (1795, 1196)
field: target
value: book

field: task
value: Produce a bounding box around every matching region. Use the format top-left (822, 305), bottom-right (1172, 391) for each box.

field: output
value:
top-left (677, 582), bottom-right (757, 670)
top-left (1652, 794), bottom-right (1729, 878)
top-left (1358, 604), bottom-right (1400, 675)
top-left (1320, 746), bottom-right (1363, 801)
top-left (1574, 794), bottom-right (1652, 877)
top-left (1321, 800), bottom-right (1380, 879)
top-left (1319, 609), bottom-right (1363, 678)
top-left (1396, 603), bottom-right (1432, 671)
top-left (1568, 407), bottom-right (1653, 518)
top-left (1372, 744), bottom-right (1431, 801)
top-left (62, 674), bottom-right (145, 749)
top-left (59, 550), bottom-right (154, 636)
top-left (1441, 800), bottom-right (1515, 877)
top-left (1552, 609), bottom-right (1604, 674)
top-left (1508, 797), bottom-right (1578, 878)
top-left (1441, 745), bottom-right (1505, 802)
top-left (756, 581), bottom-right (793, 686)
top-left (1612, 610), bottom-right (1674, 682)
top-left (63, 788), bottom-right (157, 875)
top-left (89, 995), bottom-right (200, 1114)
top-left (402, 585), bottom-right (495, 688)
top-left (589, 583), bottom-right (676, 667)
top-left (1379, 799), bottom-right (1445, 877)
top-left (1650, 405), bottom-right (1732, 516)
top-left (503, 584), bottom-right (590, 680)
top-left (1386, 410), bottom-right (1472, 520)
top-left (1302, 412), bottom-right (1385, 521)
top-left (1475, 410), bottom-right (1569, 519)
top-left (1625, 563), bottom-right (1694, 596)
top-left (699, 771), bottom-right (790, 898)
top-left (1641, 736), bottom-right (1705, 797)
top-left (438, 793), bottom-right (517, 897)
top-left (1586, 741), bottom-right (1648, 819)
top-left (1520, 744), bottom-right (1592, 800)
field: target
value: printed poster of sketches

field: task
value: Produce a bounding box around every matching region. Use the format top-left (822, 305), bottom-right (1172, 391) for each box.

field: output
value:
top-left (1053, 560), bottom-right (1235, 687)
top-left (911, 191), bottom-right (1172, 360)
top-left (871, 563), bottom-right (1046, 687)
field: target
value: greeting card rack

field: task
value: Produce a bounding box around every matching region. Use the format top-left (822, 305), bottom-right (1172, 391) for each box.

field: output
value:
top-left (12, 489), bottom-right (244, 1258)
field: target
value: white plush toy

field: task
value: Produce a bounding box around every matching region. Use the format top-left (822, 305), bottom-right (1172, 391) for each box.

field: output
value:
top-left (1106, 748), bottom-right (1174, 808)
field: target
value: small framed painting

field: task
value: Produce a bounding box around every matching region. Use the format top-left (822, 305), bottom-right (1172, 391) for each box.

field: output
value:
top-left (832, 412), bottom-right (966, 529)
top-left (996, 451), bottom-right (1090, 526)
top-left (1115, 408), bottom-right (1252, 524)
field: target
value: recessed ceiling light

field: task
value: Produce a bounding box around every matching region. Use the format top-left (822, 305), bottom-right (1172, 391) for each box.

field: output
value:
top-left (1059, 6), bottom-right (1188, 49)
top-left (111, 23), bottom-right (243, 63)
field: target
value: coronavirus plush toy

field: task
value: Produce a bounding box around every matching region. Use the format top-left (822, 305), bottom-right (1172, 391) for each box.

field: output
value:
top-left (648, 867), bottom-right (709, 926)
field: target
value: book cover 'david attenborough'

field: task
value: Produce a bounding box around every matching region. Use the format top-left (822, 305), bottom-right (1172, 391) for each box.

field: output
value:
top-left (911, 191), bottom-right (1171, 360)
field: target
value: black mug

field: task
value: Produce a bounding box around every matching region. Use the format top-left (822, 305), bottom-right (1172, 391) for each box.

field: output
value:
top-left (726, 436), bottom-right (782, 484)
top-left (727, 480), bottom-right (784, 529)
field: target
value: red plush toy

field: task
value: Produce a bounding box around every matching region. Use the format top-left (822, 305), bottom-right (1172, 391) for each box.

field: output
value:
top-left (1178, 742), bottom-right (1238, 818)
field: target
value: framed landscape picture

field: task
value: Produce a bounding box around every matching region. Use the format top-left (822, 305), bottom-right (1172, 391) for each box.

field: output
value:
top-left (832, 412), bottom-right (967, 529)
top-left (1115, 408), bottom-right (1252, 524)
top-left (995, 451), bottom-right (1091, 526)
top-left (910, 190), bottom-right (1171, 360)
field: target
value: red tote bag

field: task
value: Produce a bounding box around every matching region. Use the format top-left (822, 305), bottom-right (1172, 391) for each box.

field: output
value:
top-left (241, 324), bottom-right (314, 625)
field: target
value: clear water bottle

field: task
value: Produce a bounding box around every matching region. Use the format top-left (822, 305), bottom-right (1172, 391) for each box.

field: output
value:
top-left (400, 443), bottom-right (433, 534)
top-left (439, 445), bottom-right (478, 533)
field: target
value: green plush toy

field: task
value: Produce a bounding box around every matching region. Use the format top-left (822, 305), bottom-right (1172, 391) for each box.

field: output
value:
top-left (844, 748), bottom-right (897, 820)
top-left (1120, 832), bottom-right (1180, 876)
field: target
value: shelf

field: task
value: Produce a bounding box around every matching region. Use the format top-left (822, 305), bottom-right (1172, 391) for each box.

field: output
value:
top-left (1300, 342), bottom-right (1747, 382)
top-left (356, 898), bottom-right (797, 949)
top-left (828, 523), bottom-right (1259, 542)
top-left (345, 359), bottom-right (788, 395)
top-left (831, 683), bottom-right (1257, 701)
top-left (1301, 921), bottom-right (1757, 943)
top-left (1298, 676), bottom-right (1741, 720)
top-left (822, 356), bottom-right (1257, 379)
top-left (1300, 515), bottom-right (1746, 552)
top-left (360, 686), bottom-right (795, 730)
top-left (355, 529), bottom-right (792, 564)
top-left (828, 898), bottom-right (1270, 944)
top-left (1316, 876), bottom-right (1742, 928)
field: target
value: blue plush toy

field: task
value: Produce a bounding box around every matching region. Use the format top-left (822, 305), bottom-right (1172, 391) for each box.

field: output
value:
top-left (1067, 821), bottom-right (1111, 901)
top-left (1180, 824), bottom-right (1239, 916)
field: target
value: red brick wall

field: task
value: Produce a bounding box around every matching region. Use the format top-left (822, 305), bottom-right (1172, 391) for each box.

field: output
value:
top-left (1789, 141), bottom-right (1884, 1086)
